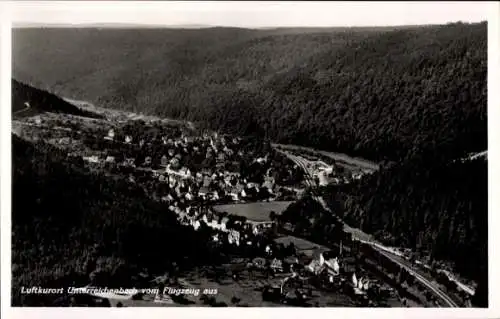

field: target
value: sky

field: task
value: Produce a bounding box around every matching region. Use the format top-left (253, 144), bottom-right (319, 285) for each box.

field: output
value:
top-left (7, 1), bottom-right (491, 28)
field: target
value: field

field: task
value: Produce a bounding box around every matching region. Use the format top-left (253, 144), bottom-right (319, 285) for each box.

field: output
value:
top-left (275, 235), bottom-right (329, 256)
top-left (212, 201), bottom-right (293, 222)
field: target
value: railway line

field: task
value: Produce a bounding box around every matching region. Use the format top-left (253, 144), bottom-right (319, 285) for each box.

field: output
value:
top-left (274, 146), bottom-right (459, 307)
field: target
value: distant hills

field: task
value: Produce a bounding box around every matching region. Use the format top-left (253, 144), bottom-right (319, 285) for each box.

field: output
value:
top-left (12, 22), bottom-right (486, 161)
top-left (13, 23), bottom-right (216, 29)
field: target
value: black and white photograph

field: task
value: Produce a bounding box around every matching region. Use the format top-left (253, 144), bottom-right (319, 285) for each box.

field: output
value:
top-left (1, 0), bottom-right (498, 314)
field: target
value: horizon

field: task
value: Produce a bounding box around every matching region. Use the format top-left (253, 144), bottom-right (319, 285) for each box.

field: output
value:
top-left (11, 20), bottom-right (487, 30)
top-left (7, 1), bottom-right (490, 28)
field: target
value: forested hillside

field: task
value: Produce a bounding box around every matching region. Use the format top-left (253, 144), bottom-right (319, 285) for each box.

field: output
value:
top-left (319, 153), bottom-right (488, 307)
top-left (11, 135), bottom-right (215, 306)
top-left (12, 79), bottom-right (102, 118)
top-left (13, 22), bottom-right (487, 161)
top-left (323, 154), bottom-right (487, 277)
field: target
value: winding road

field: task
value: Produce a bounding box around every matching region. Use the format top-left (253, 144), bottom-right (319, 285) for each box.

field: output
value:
top-left (274, 147), bottom-right (459, 307)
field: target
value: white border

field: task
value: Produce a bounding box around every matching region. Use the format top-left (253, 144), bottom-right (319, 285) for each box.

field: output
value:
top-left (0, 1), bottom-right (13, 317)
top-left (1, 1), bottom-right (499, 319)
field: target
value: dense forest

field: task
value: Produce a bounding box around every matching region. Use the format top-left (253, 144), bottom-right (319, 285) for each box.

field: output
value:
top-left (11, 135), bottom-right (216, 306)
top-left (321, 154), bottom-right (488, 305)
top-left (13, 22), bottom-right (486, 161)
top-left (323, 154), bottom-right (488, 275)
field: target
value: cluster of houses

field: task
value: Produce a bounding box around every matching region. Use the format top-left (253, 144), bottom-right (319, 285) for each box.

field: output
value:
top-left (78, 125), bottom-right (299, 205)
top-left (174, 204), bottom-right (274, 244)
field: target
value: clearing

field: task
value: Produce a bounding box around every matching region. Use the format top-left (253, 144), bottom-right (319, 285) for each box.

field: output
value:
top-left (212, 201), bottom-right (293, 222)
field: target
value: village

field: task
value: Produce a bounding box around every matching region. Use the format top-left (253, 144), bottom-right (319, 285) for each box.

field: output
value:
top-left (12, 111), bottom-right (420, 307)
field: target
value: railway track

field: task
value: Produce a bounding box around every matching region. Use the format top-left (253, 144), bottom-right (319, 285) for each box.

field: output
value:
top-left (274, 147), bottom-right (459, 307)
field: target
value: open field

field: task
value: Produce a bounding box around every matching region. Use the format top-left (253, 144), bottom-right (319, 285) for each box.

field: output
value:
top-left (275, 235), bottom-right (328, 255)
top-left (212, 201), bottom-right (293, 222)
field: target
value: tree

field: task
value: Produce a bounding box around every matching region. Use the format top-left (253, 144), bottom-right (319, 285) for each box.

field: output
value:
top-left (269, 211), bottom-right (276, 222)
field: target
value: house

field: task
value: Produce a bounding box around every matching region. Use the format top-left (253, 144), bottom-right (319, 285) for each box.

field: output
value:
top-left (316, 172), bottom-right (328, 186)
top-left (229, 188), bottom-right (240, 201)
top-left (83, 155), bottom-right (100, 163)
top-left (192, 220), bottom-right (201, 231)
top-left (104, 128), bottom-right (114, 141)
top-left (230, 184), bottom-right (245, 201)
top-left (262, 180), bottom-right (275, 193)
top-left (124, 157), bottom-right (136, 167)
top-left (179, 167), bottom-right (191, 178)
top-left (58, 137), bottom-right (71, 145)
top-left (255, 156), bottom-right (267, 164)
top-left (125, 135), bottom-right (133, 144)
top-left (169, 158), bottom-right (180, 167)
top-left (105, 156), bottom-right (115, 163)
top-left (161, 155), bottom-right (169, 167)
top-left (211, 191), bottom-right (220, 201)
top-left (324, 257), bottom-right (340, 276)
top-left (198, 187), bottom-right (210, 199)
top-left (202, 177), bottom-right (211, 188)
top-left (228, 230), bottom-right (240, 246)
top-left (247, 182), bottom-right (259, 190)
top-left (217, 153), bottom-right (226, 162)
top-left (201, 168), bottom-right (212, 176)
top-left (252, 225), bottom-right (261, 236)
top-left (270, 258), bottom-right (284, 272)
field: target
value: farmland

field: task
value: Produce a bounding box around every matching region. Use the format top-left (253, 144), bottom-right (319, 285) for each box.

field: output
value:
top-left (212, 201), bottom-right (293, 222)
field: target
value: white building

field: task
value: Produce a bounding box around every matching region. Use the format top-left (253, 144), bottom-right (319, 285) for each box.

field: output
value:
top-left (83, 155), bottom-right (100, 163)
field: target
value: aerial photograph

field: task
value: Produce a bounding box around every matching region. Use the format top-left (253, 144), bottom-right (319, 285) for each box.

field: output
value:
top-left (9, 1), bottom-right (488, 308)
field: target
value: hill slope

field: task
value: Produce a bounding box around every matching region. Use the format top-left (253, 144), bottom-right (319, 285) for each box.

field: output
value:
top-left (11, 135), bottom-right (215, 306)
top-left (12, 79), bottom-right (102, 119)
top-left (12, 22), bottom-right (487, 161)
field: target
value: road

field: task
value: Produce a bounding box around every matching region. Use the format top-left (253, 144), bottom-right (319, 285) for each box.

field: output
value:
top-left (274, 147), bottom-right (459, 307)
